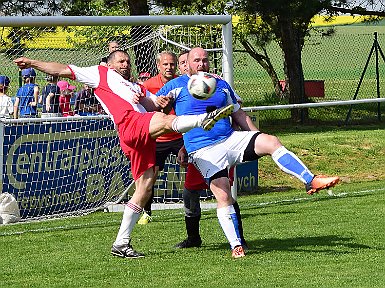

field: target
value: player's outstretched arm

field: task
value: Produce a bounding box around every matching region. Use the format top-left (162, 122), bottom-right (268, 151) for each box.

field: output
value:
top-left (14, 57), bottom-right (73, 79)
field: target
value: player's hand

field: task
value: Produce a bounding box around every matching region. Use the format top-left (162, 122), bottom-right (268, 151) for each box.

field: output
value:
top-left (14, 57), bottom-right (32, 69)
top-left (133, 92), bottom-right (144, 104)
top-left (177, 147), bottom-right (188, 168)
top-left (156, 95), bottom-right (172, 109)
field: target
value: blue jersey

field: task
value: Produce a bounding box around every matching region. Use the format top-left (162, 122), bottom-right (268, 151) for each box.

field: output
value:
top-left (157, 74), bottom-right (238, 153)
top-left (16, 83), bottom-right (38, 116)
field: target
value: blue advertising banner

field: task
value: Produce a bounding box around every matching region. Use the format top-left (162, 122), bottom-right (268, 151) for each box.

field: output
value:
top-left (234, 160), bottom-right (258, 193)
top-left (1, 119), bottom-right (131, 219)
top-left (1, 118), bottom-right (259, 219)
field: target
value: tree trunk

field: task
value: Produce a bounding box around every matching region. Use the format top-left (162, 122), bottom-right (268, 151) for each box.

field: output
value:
top-left (279, 16), bottom-right (308, 122)
top-left (240, 39), bottom-right (286, 99)
top-left (127, 0), bottom-right (157, 76)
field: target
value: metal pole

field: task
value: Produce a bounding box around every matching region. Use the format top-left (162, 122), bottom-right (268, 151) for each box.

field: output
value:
top-left (345, 35), bottom-right (376, 124)
top-left (374, 32), bottom-right (381, 121)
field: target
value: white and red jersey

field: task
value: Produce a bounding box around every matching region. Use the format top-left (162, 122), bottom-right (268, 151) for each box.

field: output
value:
top-left (68, 65), bottom-right (152, 125)
top-left (68, 64), bottom-right (159, 180)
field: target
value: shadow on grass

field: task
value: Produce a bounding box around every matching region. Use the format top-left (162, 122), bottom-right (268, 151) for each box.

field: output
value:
top-left (208, 235), bottom-right (376, 255)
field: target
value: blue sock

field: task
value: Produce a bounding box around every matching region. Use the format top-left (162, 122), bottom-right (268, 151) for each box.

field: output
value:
top-left (271, 146), bottom-right (314, 184)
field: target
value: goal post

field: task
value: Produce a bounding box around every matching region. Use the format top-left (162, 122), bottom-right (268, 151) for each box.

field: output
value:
top-left (0, 15), bottom-right (234, 221)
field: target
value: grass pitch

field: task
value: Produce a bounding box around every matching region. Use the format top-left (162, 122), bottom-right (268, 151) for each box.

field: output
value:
top-left (1, 181), bottom-right (385, 288)
top-left (1, 124), bottom-right (385, 287)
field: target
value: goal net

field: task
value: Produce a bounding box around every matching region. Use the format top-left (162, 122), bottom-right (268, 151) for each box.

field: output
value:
top-left (0, 15), bottom-right (233, 221)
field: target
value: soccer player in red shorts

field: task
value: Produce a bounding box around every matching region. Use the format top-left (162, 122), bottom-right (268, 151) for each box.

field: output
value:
top-left (14, 51), bottom-right (234, 258)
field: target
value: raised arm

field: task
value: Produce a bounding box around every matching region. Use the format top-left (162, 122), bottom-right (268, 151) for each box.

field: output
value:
top-left (14, 57), bottom-right (73, 79)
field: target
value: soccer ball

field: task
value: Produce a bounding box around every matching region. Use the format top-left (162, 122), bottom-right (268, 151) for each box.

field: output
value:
top-left (187, 72), bottom-right (217, 100)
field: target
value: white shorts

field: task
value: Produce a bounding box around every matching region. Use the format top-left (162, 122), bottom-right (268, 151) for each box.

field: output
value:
top-left (190, 131), bottom-right (258, 179)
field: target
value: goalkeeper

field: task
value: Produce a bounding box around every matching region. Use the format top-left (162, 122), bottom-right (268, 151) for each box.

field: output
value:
top-left (157, 47), bottom-right (340, 259)
top-left (14, 50), bottom-right (234, 259)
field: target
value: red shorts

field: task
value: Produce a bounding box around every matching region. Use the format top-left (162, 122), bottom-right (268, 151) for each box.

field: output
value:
top-left (184, 164), bottom-right (235, 190)
top-left (185, 163), bottom-right (208, 190)
top-left (118, 111), bottom-right (156, 180)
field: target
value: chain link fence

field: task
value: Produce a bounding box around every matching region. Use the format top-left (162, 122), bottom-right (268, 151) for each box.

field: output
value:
top-left (1, 20), bottom-right (385, 126)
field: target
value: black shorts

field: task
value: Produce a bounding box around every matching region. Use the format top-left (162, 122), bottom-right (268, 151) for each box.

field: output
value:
top-left (156, 137), bottom-right (184, 170)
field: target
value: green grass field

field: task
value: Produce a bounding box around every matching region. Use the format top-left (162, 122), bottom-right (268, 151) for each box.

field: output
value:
top-left (1, 124), bottom-right (385, 287)
top-left (1, 181), bottom-right (385, 288)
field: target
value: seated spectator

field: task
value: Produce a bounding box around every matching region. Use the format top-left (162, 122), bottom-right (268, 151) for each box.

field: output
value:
top-left (74, 84), bottom-right (101, 116)
top-left (137, 71), bottom-right (151, 85)
top-left (57, 80), bottom-right (75, 117)
top-left (0, 75), bottom-right (14, 118)
top-left (14, 68), bottom-right (39, 119)
top-left (40, 74), bottom-right (61, 118)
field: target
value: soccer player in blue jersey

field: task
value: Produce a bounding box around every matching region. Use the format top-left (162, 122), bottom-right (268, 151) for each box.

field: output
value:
top-left (156, 47), bottom-right (340, 258)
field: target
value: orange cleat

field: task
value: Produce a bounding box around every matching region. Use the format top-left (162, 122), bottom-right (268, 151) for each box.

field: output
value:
top-left (232, 245), bottom-right (246, 259)
top-left (306, 175), bottom-right (340, 195)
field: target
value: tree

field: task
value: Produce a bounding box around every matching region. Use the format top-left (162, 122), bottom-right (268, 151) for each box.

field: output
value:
top-left (237, 0), bottom-right (385, 121)
top-left (61, 0), bottom-right (157, 75)
top-left (153, 0), bottom-right (385, 122)
top-left (0, 0), bottom-right (61, 58)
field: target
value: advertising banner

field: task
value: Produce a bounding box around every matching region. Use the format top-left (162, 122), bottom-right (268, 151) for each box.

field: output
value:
top-left (1, 119), bottom-right (131, 218)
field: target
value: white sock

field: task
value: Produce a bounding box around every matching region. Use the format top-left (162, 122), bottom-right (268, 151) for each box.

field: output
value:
top-left (171, 114), bottom-right (207, 133)
top-left (217, 205), bottom-right (242, 249)
top-left (114, 202), bottom-right (142, 246)
top-left (271, 146), bottom-right (314, 184)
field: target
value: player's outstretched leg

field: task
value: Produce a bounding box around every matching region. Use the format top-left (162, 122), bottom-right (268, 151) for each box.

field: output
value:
top-left (201, 104), bottom-right (234, 130)
top-left (171, 104), bottom-right (234, 133)
top-left (271, 146), bottom-right (340, 195)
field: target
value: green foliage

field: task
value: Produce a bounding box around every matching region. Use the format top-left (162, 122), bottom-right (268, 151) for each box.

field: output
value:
top-left (61, 0), bottom-right (130, 16)
top-left (0, 0), bottom-right (61, 16)
top-left (153, 0), bottom-right (228, 15)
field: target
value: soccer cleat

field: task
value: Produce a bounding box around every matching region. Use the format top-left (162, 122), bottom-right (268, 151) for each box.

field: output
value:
top-left (306, 175), bottom-right (340, 195)
top-left (138, 212), bottom-right (152, 225)
top-left (175, 238), bottom-right (202, 249)
top-left (201, 104), bottom-right (234, 131)
top-left (232, 245), bottom-right (245, 259)
top-left (111, 242), bottom-right (145, 259)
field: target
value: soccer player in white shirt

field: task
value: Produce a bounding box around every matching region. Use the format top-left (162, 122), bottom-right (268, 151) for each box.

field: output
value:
top-left (14, 50), bottom-right (234, 258)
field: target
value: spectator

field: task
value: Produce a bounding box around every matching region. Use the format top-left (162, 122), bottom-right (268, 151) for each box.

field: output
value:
top-left (100, 40), bottom-right (120, 66)
top-left (74, 84), bottom-right (101, 116)
top-left (57, 80), bottom-right (75, 117)
top-left (40, 74), bottom-right (61, 118)
top-left (14, 68), bottom-right (39, 119)
top-left (0, 75), bottom-right (14, 118)
top-left (137, 72), bottom-right (151, 85)
top-left (177, 50), bottom-right (189, 75)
